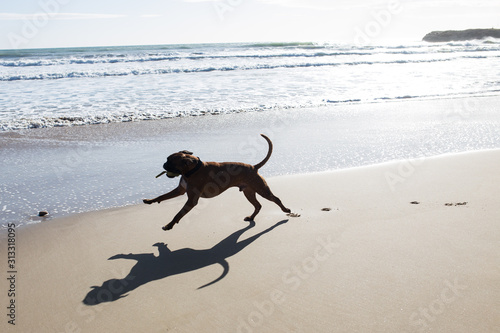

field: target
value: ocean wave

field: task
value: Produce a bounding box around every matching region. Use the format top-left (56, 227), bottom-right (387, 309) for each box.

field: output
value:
top-left (0, 58), bottom-right (456, 81)
top-left (244, 42), bottom-right (319, 48)
top-left (3, 90), bottom-right (499, 131)
top-left (326, 90), bottom-right (500, 104)
top-left (2, 42), bottom-right (498, 68)
top-left (0, 54), bottom-right (182, 67)
top-left (0, 50), bottom-right (369, 67)
top-left (0, 104), bottom-right (302, 131)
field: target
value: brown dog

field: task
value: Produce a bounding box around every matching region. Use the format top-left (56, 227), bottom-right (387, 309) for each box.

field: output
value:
top-left (143, 134), bottom-right (291, 231)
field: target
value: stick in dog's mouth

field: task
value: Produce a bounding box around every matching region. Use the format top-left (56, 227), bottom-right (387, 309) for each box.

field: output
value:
top-left (155, 171), bottom-right (181, 178)
top-left (155, 171), bottom-right (166, 178)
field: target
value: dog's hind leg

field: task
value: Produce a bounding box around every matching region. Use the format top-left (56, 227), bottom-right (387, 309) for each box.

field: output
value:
top-left (257, 186), bottom-right (291, 214)
top-left (243, 189), bottom-right (262, 221)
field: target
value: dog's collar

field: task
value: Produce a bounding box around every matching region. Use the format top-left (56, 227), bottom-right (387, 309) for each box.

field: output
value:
top-left (184, 158), bottom-right (203, 178)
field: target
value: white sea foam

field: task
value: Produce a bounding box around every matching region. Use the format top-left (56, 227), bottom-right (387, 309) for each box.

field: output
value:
top-left (0, 41), bottom-right (499, 131)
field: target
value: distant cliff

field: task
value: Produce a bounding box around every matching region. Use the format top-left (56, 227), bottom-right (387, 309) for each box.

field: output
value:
top-left (423, 29), bottom-right (500, 42)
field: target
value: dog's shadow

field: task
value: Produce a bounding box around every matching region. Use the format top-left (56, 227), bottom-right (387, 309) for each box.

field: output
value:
top-left (82, 219), bottom-right (287, 306)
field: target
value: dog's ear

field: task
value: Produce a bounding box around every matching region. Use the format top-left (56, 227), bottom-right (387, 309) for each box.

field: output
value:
top-left (178, 150), bottom-right (193, 155)
top-left (182, 156), bottom-right (198, 167)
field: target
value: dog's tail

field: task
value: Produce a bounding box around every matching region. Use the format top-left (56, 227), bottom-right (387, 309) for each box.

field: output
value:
top-left (254, 134), bottom-right (273, 170)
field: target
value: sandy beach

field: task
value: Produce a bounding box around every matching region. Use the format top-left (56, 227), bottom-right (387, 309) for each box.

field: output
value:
top-left (1, 148), bottom-right (499, 332)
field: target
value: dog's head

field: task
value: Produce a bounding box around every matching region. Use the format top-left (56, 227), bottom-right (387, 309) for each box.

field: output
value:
top-left (163, 150), bottom-right (198, 178)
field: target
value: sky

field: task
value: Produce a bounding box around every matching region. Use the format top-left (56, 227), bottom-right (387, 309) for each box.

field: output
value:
top-left (0, 0), bottom-right (499, 49)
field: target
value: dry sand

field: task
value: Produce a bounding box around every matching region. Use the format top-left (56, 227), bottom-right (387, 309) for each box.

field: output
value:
top-left (1, 149), bottom-right (499, 333)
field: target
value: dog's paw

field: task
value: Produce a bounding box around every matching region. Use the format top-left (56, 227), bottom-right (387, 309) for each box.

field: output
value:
top-left (143, 199), bottom-right (154, 205)
top-left (286, 212), bottom-right (301, 218)
top-left (162, 222), bottom-right (176, 231)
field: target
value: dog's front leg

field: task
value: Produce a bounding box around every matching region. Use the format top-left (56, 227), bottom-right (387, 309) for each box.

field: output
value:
top-left (163, 192), bottom-right (200, 231)
top-left (143, 186), bottom-right (186, 205)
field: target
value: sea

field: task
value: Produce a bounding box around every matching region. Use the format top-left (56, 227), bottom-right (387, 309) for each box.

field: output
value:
top-left (1, 41), bottom-right (500, 229)
top-left (1, 41), bottom-right (500, 130)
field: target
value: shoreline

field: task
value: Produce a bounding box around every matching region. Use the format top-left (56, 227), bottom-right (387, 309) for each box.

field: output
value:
top-left (3, 147), bottom-right (498, 233)
top-left (1, 148), bottom-right (499, 332)
top-left (1, 95), bottom-right (500, 229)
